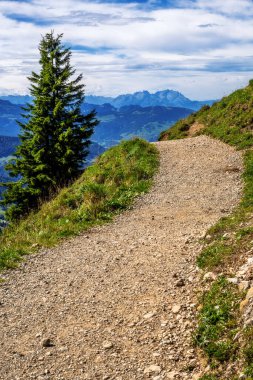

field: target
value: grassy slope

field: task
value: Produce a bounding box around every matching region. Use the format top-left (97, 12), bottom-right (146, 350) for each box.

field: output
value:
top-left (159, 80), bottom-right (253, 148)
top-left (160, 80), bottom-right (253, 380)
top-left (0, 138), bottom-right (159, 270)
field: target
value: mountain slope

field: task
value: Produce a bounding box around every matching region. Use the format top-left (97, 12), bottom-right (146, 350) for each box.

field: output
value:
top-left (0, 95), bottom-right (32, 105)
top-left (159, 80), bottom-right (253, 149)
top-left (0, 100), bottom-right (23, 136)
top-left (0, 137), bottom-right (20, 204)
top-left (82, 103), bottom-right (193, 147)
top-left (0, 136), bottom-right (242, 379)
top-left (0, 136), bottom-right (19, 158)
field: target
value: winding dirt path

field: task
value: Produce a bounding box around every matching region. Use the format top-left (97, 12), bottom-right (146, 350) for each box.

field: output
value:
top-left (0, 136), bottom-right (242, 380)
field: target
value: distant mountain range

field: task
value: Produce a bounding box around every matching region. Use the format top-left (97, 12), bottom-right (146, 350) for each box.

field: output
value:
top-left (0, 89), bottom-right (215, 111)
top-left (86, 90), bottom-right (215, 111)
top-left (0, 95), bottom-right (32, 105)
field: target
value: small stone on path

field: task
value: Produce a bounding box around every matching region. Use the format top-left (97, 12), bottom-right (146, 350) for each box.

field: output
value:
top-left (144, 365), bottom-right (161, 374)
top-left (172, 304), bottom-right (181, 314)
top-left (102, 341), bottom-right (114, 350)
top-left (42, 338), bottom-right (53, 348)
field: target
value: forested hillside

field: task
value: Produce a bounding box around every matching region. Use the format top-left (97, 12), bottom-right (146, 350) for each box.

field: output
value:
top-left (83, 104), bottom-right (193, 146)
top-left (0, 136), bottom-right (19, 186)
top-left (0, 100), bottom-right (22, 136)
top-left (0, 136), bottom-right (19, 157)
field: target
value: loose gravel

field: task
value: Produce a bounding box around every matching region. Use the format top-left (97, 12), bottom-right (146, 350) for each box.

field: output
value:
top-left (0, 136), bottom-right (243, 380)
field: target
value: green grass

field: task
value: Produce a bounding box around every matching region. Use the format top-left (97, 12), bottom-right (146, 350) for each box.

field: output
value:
top-left (195, 277), bottom-right (241, 364)
top-left (0, 138), bottom-right (159, 270)
top-left (190, 91), bottom-right (253, 378)
top-left (197, 243), bottom-right (233, 270)
top-left (159, 113), bottom-right (197, 141)
top-left (159, 80), bottom-right (253, 149)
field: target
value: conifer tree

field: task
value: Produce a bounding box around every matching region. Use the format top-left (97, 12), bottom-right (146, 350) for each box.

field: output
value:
top-left (1, 32), bottom-right (98, 221)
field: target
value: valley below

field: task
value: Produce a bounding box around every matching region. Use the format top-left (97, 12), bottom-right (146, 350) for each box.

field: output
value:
top-left (0, 89), bottom-right (210, 207)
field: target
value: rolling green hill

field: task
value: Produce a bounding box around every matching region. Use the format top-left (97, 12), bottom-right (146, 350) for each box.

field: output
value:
top-left (159, 80), bottom-right (253, 149)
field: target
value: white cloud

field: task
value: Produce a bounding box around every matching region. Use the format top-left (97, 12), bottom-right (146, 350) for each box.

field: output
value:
top-left (0, 0), bottom-right (252, 98)
top-left (193, 0), bottom-right (253, 17)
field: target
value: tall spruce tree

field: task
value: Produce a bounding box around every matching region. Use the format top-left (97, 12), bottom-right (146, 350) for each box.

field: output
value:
top-left (1, 32), bottom-right (98, 221)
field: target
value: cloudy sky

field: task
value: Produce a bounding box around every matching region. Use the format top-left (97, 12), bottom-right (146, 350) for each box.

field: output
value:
top-left (0, 0), bottom-right (253, 99)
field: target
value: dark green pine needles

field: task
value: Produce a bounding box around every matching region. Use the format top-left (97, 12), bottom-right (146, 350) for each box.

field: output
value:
top-left (1, 32), bottom-right (98, 221)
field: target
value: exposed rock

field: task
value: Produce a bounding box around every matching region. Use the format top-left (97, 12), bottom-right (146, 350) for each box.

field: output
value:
top-left (102, 341), bottom-right (113, 350)
top-left (203, 272), bottom-right (216, 281)
top-left (246, 287), bottom-right (253, 300)
top-left (42, 338), bottom-right (53, 348)
top-left (227, 277), bottom-right (238, 284)
top-left (175, 279), bottom-right (185, 287)
top-left (167, 370), bottom-right (179, 379)
top-left (172, 305), bottom-right (181, 314)
top-left (239, 281), bottom-right (250, 291)
top-left (240, 299), bottom-right (249, 312)
top-left (143, 311), bottom-right (156, 319)
top-left (144, 365), bottom-right (161, 374)
top-left (244, 318), bottom-right (253, 327)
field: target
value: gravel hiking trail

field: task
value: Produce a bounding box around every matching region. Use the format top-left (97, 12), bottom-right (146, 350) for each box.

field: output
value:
top-left (0, 136), bottom-right (242, 380)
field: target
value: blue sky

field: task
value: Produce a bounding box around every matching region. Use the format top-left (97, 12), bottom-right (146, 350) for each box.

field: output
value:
top-left (0, 0), bottom-right (253, 99)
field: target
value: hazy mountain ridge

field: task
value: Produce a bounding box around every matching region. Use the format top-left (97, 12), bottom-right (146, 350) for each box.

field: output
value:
top-left (85, 90), bottom-right (215, 111)
top-left (0, 95), bottom-right (32, 105)
top-left (1, 89), bottom-right (215, 111)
